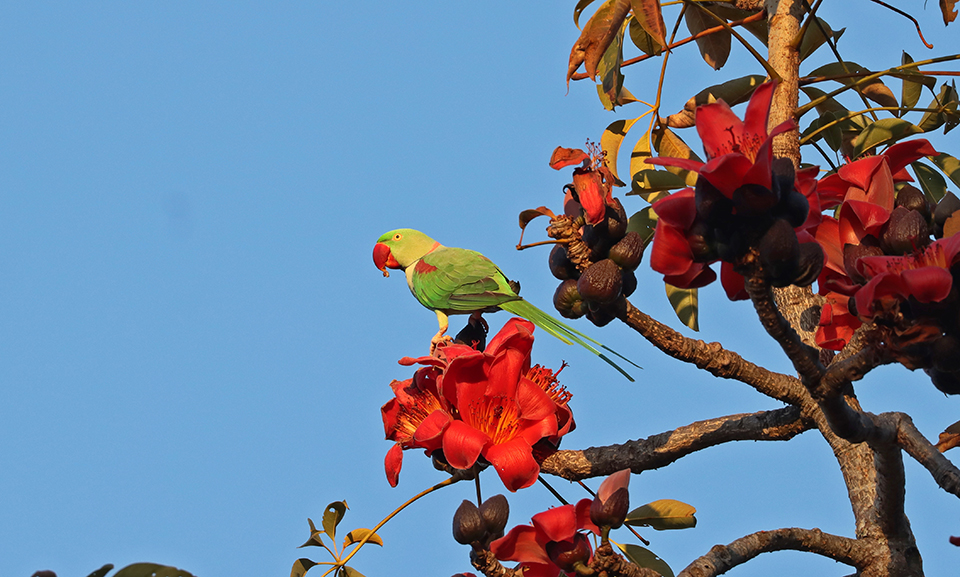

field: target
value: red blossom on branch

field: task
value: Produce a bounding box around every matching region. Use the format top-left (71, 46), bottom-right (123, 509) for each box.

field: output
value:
top-left (380, 319), bottom-right (575, 491)
top-left (490, 499), bottom-right (598, 577)
top-left (549, 144), bottom-right (621, 225)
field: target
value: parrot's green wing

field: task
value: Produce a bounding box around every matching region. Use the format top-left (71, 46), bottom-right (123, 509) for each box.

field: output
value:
top-left (411, 247), bottom-right (519, 313)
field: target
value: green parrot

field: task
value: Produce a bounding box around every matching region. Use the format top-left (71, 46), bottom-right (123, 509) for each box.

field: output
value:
top-left (373, 228), bottom-right (636, 380)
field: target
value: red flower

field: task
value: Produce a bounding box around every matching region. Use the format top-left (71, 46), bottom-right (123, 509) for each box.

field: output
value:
top-left (549, 144), bottom-right (620, 225)
top-left (380, 319), bottom-right (575, 492)
top-left (490, 499), bottom-right (598, 577)
top-left (440, 319), bottom-right (575, 492)
top-left (815, 291), bottom-right (861, 351)
top-left (648, 82), bottom-right (795, 198)
top-left (854, 233), bottom-right (960, 321)
top-left (590, 469), bottom-right (631, 529)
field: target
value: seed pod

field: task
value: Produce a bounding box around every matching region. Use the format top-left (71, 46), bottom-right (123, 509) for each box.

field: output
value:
top-left (695, 177), bottom-right (734, 225)
top-left (553, 279), bottom-right (587, 319)
top-left (733, 183), bottom-right (779, 217)
top-left (686, 219), bottom-right (718, 263)
top-left (881, 206), bottom-right (930, 255)
top-left (479, 495), bottom-right (510, 539)
top-left (621, 269), bottom-right (637, 298)
top-left (770, 157), bottom-right (796, 199)
top-left (926, 367), bottom-right (960, 395)
top-left (777, 190), bottom-right (810, 229)
top-left (931, 335), bottom-right (960, 373)
top-left (549, 244), bottom-right (579, 280)
top-left (896, 184), bottom-right (931, 221)
top-left (791, 242), bottom-right (825, 287)
top-left (759, 218), bottom-right (800, 285)
top-left (577, 259), bottom-right (623, 306)
top-left (546, 534), bottom-right (592, 573)
top-left (608, 231), bottom-right (644, 271)
top-left (934, 191), bottom-right (960, 237)
top-left (452, 500), bottom-right (486, 545)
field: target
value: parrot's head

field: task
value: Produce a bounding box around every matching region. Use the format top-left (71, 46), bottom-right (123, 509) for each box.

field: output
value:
top-left (373, 229), bottom-right (440, 277)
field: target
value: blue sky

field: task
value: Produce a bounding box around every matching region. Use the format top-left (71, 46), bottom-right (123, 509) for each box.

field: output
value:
top-left (0, 2), bottom-right (958, 576)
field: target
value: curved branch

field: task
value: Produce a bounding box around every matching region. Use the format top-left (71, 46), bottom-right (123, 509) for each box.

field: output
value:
top-left (620, 300), bottom-right (805, 404)
top-left (677, 528), bottom-right (865, 577)
top-left (894, 412), bottom-right (960, 497)
top-left (540, 407), bottom-right (811, 480)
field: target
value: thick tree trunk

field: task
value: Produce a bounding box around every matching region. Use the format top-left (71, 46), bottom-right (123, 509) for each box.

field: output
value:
top-left (763, 2), bottom-right (922, 575)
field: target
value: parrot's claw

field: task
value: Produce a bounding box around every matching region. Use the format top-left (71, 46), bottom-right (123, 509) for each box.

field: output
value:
top-left (430, 334), bottom-right (454, 356)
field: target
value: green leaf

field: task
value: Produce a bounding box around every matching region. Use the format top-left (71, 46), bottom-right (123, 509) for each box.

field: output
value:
top-left (663, 75), bottom-right (765, 128)
top-left (323, 501), bottom-right (349, 542)
top-left (684, 3), bottom-right (730, 70)
top-left (797, 18), bottom-right (841, 62)
top-left (626, 207), bottom-right (658, 248)
top-left (652, 127), bottom-right (701, 186)
top-left (596, 23), bottom-right (631, 111)
top-left (630, 0), bottom-right (666, 46)
top-left (112, 563), bottom-right (197, 577)
top-left (85, 565), bottom-right (115, 577)
top-left (342, 566), bottom-right (366, 577)
top-left (602, 117), bottom-right (642, 183)
top-left (291, 559), bottom-right (319, 577)
top-left (912, 161), bottom-right (948, 204)
top-left (574, 0), bottom-right (599, 29)
top-left (629, 169), bottom-right (687, 200)
top-left (616, 543), bottom-right (676, 577)
top-left (931, 152), bottom-right (960, 189)
top-left (850, 118), bottom-right (922, 159)
top-left (897, 51), bottom-right (935, 110)
top-left (627, 16), bottom-right (662, 55)
top-left (344, 528), bottom-right (384, 548)
top-left (806, 61), bottom-right (898, 109)
top-left (626, 498), bottom-right (698, 530)
top-left (665, 285), bottom-right (698, 331)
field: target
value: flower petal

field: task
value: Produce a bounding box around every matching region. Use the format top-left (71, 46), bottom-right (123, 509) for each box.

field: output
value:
top-left (532, 504), bottom-right (578, 542)
top-left (900, 266), bottom-right (954, 303)
top-left (597, 469), bottom-right (631, 502)
top-left (720, 261), bottom-right (748, 300)
top-left (442, 419), bottom-right (491, 470)
top-left (698, 154), bottom-right (756, 198)
top-left (650, 222), bottom-right (696, 276)
top-left (484, 437), bottom-right (541, 492)
top-left (384, 443), bottom-right (404, 487)
top-left (491, 525), bottom-right (552, 565)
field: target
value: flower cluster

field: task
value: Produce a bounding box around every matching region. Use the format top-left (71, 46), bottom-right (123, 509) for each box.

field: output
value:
top-left (548, 145), bottom-right (644, 327)
top-left (487, 470), bottom-right (630, 577)
top-left (646, 81), bottom-right (824, 297)
top-left (381, 319), bottom-right (575, 492)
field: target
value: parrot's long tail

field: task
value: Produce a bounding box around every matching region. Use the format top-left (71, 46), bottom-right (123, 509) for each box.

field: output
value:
top-left (501, 300), bottom-right (639, 382)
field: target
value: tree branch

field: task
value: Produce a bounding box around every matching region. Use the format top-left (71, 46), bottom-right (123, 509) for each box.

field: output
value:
top-left (619, 300), bottom-right (805, 404)
top-left (676, 528), bottom-right (866, 577)
top-left (894, 412), bottom-right (960, 497)
top-left (540, 407), bottom-right (812, 480)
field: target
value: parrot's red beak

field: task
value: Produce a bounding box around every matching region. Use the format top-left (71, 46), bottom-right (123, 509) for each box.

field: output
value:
top-left (373, 243), bottom-right (399, 277)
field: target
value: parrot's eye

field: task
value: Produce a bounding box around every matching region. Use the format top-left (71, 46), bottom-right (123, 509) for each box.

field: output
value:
top-left (394, 233), bottom-right (402, 240)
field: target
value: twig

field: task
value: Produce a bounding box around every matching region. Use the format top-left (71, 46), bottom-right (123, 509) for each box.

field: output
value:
top-left (540, 407), bottom-right (812, 479)
top-left (865, 0), bottom-right (933, 49)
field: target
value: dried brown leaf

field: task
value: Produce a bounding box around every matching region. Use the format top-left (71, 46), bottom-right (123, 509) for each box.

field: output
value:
top-left (942, 0), bottom-right (958, 25)
top-left (630, 0), bottom-right (666, 46)
top-left (567, 0), bottom-right (632, 83)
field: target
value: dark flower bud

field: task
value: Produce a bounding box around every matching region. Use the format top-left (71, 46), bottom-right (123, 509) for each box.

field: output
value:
top-left (931, 335), bottom-right (960, 373)
top-left (546, 534), bottom-right (592, 572)
top-left (577, 259), bottom-right (623, 306)
top-left (881, 206), bottom-right (930, 255)
top-left (896, 184), bottom-right (931, 221)
top-left (733, 183), bottom-right (779, 217)
top-left (608, 231), bottom-right (644, 271)
top-left (695, 177), bottom-right (734, 225)
top-left (586, 305), bottom-right (617, 327)
top-left (590, 487), bottom-right (630, 529)
top-left (843, 238), bottom-right (884, 284)
top-left (581, 224), bottom-right (612, 260)
top-left (925, 367), bottom-right (960, 395)
top-left (479, 494), bottom-right (510, 538)
top-left (759, 219), bottom-right (800, 286)
top-left (621, 269), bottom-right (637, 298)
top-left (777, 190), bottom-right (810, 229)
top-left (934, 191), bottom-right (960, 237)
top-left (453, 500), bottom-right (486, 545)
top-left (770, 157), bottom-right (796, 199)
top-left (686, 219), bottom-right (718, 263)
top-left (455, 316), bottom-right (488, 351)
top-left (714, 226), bottom-right (746, 262)
top-left (791, 242), bottom-right (825, 287)
top-left (554, 279), bottom-right (587, 319)
top-left (549, 244), bottom-right (579, 280)
top-left (605, 198), bottom-right (628, 241)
